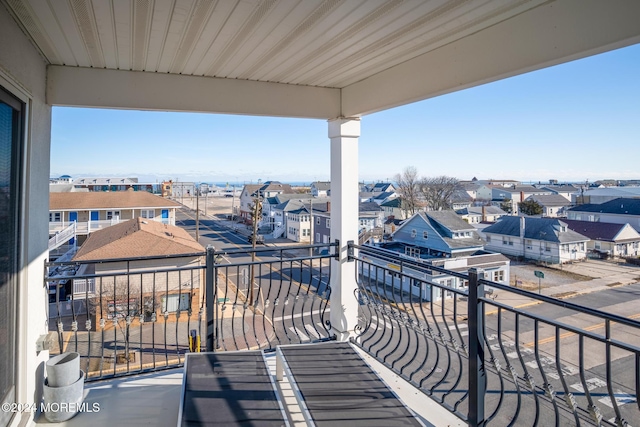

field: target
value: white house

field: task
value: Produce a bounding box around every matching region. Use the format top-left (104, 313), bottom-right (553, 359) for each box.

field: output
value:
top-left (525, 194), bottom-right (572, 217)
top-left (310, 181), bottom-right (331, 197)
top-left (456, 206), bottom-right (508, 224)
top-left (563, 219), bottom-right (640, 258)
top-left (483, 216), bottom-right (589, 264)
top-left (491, 186), bottom-right (552, 215)
top-left (239, 181), bottom-right (295, 223)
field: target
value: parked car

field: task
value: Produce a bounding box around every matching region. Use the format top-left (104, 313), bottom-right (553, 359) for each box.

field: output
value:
top-left (247, 234), bottom-right (264, 245)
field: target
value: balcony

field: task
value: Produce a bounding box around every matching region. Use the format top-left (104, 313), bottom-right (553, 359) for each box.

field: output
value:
top-left (42, 243), bottom-right (640, 426)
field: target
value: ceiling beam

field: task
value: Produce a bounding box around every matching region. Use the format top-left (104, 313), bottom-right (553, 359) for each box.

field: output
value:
top-left (47, 66), bottom-right (341, 119)
top-left (342, 0), bottom-right (640, 117)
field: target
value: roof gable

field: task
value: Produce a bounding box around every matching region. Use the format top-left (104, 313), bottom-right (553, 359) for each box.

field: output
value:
top-left (568, 198), bottom-right (640, 215)
top-left (484, 216), bottom-right (588, 243)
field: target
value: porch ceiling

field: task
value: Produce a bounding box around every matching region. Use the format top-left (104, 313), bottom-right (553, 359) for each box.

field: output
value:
top-left (3, 0), bottom-right (640, 118)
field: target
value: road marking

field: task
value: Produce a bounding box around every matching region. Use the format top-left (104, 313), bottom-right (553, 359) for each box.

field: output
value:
top-left (289, 327), bottom-right (309, 341)
top-left (599, 392), bottom-right (637, 408)
top-left (524, 312), bottom-right (640, 348)
top-left (485, 301), bottom-right (542, 316)
top-left (570, 377), bottom-right (607, 393)
top-left (272, 309), bottom-right (326, 323)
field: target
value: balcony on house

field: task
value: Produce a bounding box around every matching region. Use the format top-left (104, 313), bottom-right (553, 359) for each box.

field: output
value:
top-left (2, 1), bottom-right (640, 427)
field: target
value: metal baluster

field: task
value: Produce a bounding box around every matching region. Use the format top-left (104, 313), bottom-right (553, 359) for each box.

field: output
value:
top-left (533, 319), bottom-right (559, 426)
top-left (579, 334), bottom-right (603, 425)
top-left (468, 268), bottom-right (486, 427)
top-left (555, 328), bottom-right (581, 426)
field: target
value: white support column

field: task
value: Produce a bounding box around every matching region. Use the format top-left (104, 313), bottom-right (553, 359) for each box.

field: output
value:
top-left (328, 118), bottom-right (360, 340)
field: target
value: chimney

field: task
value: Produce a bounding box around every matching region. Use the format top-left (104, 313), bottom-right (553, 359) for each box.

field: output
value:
top-left (520, 216), bottom-right (525, 239)
top-left (520, 191), bottom-right (525, 202)
top-left (481, 205), bottom-right (486, 222)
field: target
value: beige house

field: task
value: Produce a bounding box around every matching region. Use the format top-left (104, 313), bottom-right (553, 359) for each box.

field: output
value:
top-left (563, 219), bottom-right (640, 258)
top-left (72, 218), bottom-right (205, 328)
top-left (49, 191), bottom-right (181, 239)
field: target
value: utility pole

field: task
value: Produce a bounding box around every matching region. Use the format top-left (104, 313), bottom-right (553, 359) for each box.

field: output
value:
top-left (204, 191), bottom-right (208, 217)
top-left (196, 187), bottom-right (200, 242)
top-left (231, 185), bottom-right (236, 220)
top-left (249, 195), bottom-right (262, 306)
top-left (309, 197), bottom-right (314, 257)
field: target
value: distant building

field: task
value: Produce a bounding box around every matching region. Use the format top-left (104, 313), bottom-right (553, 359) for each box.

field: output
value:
top-left (161, 180), bottom-right (173, 197)
top-left (310, 181), bottom-right (331, 197)
top-left (239, 181), bottom-right (295, 223)
top-left (525, 194), bottom-right (572, 217)
top-left (456, 206), bottom-right (508, 224)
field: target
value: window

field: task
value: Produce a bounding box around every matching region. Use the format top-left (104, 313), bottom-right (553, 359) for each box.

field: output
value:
top-left (405, 247), bottom-right (420, 258)
top-left (411, 229), bottom-right (417, 238)
top-left (526, 239), bottom-right (533, 250)
top-left (493, 270), bottom-right (504, 282)
top-left (423, 231), bottom-right (428, 239)
top-left (486, 235), bottom-right (491, 242)
top-left (316, 233), bottom-right (320, 242)
top-left (316, 217), bottom-right (320, 225)
top-left (326, 219), bottom-right (330, 228)
top-left (141, 209), bottom-right (154, 219)
top-left (0, 85), bottom-right (23, 420)
top-left (49, 212), bottom-right (61, 222)
top-left (502, 237), bottom-right (508, 245)
top-left (162, 294), bottom-right (190, 313)
top-left (107, 210), bottom-right (121, 220)
top-left (508, 238), bottom-right (513, 246)
top-left (545, 243), bottom-right (551, 252)
top-left (578, 242), bottom-right (585, 251)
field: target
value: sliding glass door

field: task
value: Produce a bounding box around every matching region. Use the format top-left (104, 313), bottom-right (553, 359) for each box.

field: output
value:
top-left (0, 85), bottom-right (23, 427)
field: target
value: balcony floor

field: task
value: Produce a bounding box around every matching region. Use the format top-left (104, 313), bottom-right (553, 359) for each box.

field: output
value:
top-left (36, 347), bottom-right (465, 426)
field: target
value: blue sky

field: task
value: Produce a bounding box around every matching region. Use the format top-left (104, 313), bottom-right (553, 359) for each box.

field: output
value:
top-left (51, 43), bottom-right (640, 184)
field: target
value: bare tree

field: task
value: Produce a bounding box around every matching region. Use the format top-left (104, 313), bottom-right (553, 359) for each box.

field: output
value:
top-left (419, 176), bottom-right (459, 211)
top-left (394, 166), bottom-right (420, 218)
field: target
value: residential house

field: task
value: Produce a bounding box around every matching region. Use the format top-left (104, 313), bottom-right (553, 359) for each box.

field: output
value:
top-left (312, 202), bottom-right (384, 247)
top-left (381, 198), bottom-right (407, 221)
top-left (491, 185), bottom-right (552, 215)
top-left (563, 219), bottom-right (640, 258)
top-left (567, 198), bottom-right (640, 232)
top-left (525, 194), bottom-right (572, 217)
top-left (456, 206), bottom-right (508, 224)
top-left (483, 217), bottom-right (589, 263)
top-left (538, 184), bottom-right (579, 202)
top-left (369, 191), bottom-right (397, 206)
top-left (450, 189), bottom-right (474, 210)
top-left (49, 191), bottom-right (181, 244)
top-left (262, 193), bottom-right (315, 230)
top-left (458, 182), bottom-right (481, 200)
top-left (364, 182), bottom-right (396, 193)
top-left (474, 184), bottom-right (495, 202)
top-left (311, 181), bottom-right (331, 197)
top-left (383, 217), bottom-right (404, 235)
top-left (286, 206), bottom-right (312, 243)
top-left (389, 211), bottom-right (485, 258)
top-left (362, 210), bottom-right (509, 301)
top-left (70, 218), bottom-right (204, 328)
top-left (239, 181), bottom-right (295, 223)
top-left (360, 246), bottom-right (510, 302)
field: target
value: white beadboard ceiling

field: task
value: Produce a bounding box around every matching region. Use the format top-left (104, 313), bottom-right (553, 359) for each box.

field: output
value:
top-left (4, 0), bottom-right (640, 117)
top-left (4, 0), bottom-right (549, 88)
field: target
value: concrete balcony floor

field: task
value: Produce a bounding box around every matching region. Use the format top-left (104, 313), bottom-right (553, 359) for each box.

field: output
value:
top-left (36, 347), bottom-right (465, 427)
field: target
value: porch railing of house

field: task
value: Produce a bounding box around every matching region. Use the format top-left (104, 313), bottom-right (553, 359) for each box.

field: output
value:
top-left (349, 242), bottom-right (640, 426)
top-left (44, 241), bottom-right (338, 381)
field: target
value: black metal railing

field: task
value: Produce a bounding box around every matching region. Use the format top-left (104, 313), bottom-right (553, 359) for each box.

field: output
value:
top-left (45, 241), bottom-right (338, 381)
top-left (349, 242), bottom-right (640, 427)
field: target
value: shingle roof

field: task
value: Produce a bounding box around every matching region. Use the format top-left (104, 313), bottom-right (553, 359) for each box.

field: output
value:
top-left (381, 198), bottom-right (402, 208)
top-left (73, 217), bottom-right (204, 261)
top-left (359, 202), bottom-right (383, 212)
top-left (541, 185), bottom-right (578, 193)
top-left (562, 219), bottom-right (639, 242)
top-left (483, 217), bottom-right (588, 243)
top-left (312, 181), bottom-right (331, 191)
top-left (568, 198), bottom-right (640, 215)
top-left (456, 206), bottom-right (507, 216)
top-left (416, 211), bottom-right (484, 249)
top-left (526, 194), bottom-right (571, 207)
top-left (50, 191), bottom-right (180, 210)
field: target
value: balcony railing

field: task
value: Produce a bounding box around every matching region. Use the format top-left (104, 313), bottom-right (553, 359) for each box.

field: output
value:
top-left (349, 242), bottom-right (640, 426)
top-left (45, 241), bottom-right (338, 381)
top-left (44, 241), bottom-right (640, 425)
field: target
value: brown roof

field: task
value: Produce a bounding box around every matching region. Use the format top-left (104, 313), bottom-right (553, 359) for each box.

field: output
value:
top-left (50, 191), bottom-right (180, 210)
top-left (73, 218), bottom-right (204, 261)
